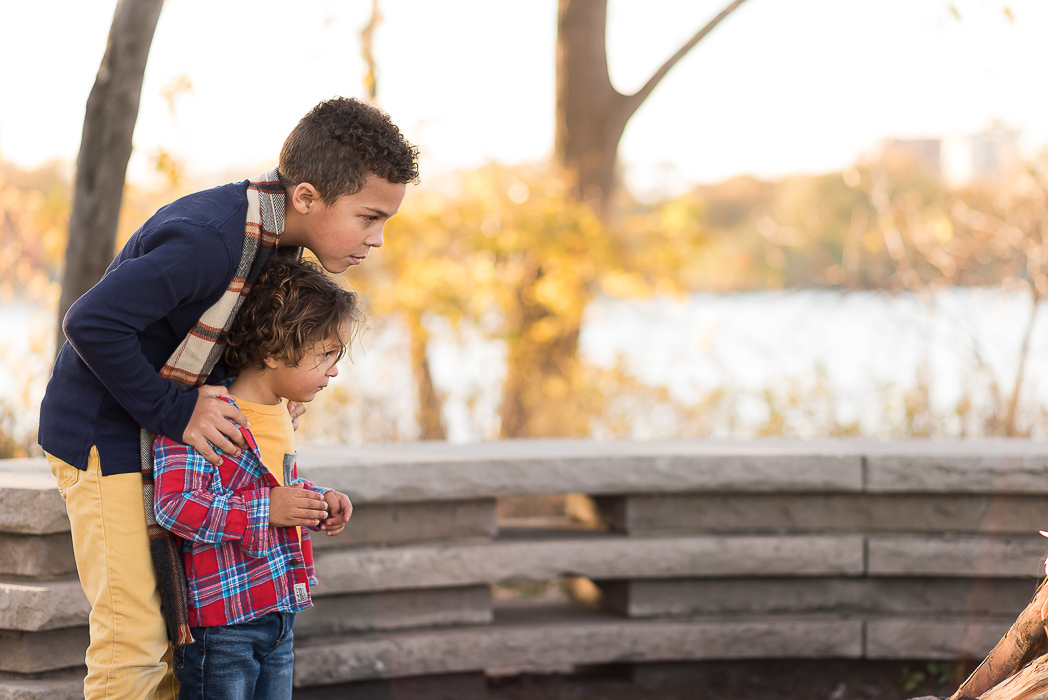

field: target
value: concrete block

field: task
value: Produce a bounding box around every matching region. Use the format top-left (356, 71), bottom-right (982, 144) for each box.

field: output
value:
top-left (0, 628), bottom-right (88, 674)
top-left (297, 439), bottom-right (863, 502)
top-left (0, 578), bottom-right (89, 631)
top-left (291, 672), bottom-right (488, 700)
top-left (0, 533), bottom-right (75, 578)
top-left (596, 493), bottom-right (1048, 535)
top-left (0, 468), bottom-right (69, 535)
top-left (292, 611), bottom-right (864, 685)
top-left (868, 535), bottom-right (1048, 578)
top-left (296, 586), bottom-right (492, 636)
top-left (314, 533), bottom-right (865, 594)
top-left (865, 440), bottom-right (1048, 493)
top-left (597, 577), bottom-right (1038, 618)
top-left (866, 618), bottom-right (1014, 660)
top-left (311, 500), bottom-right (496, 549)
top-left (0, 668), bottom-right (84, 700)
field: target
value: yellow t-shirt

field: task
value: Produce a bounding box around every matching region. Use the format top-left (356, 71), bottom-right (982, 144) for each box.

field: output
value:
top-left (234, 397), bottom-right (303, 540)
top-left (235, 397), bottom-right (295, 485)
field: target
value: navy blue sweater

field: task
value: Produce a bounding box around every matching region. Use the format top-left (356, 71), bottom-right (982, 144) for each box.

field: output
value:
top-left (39, 181), bottom-right (252, 475)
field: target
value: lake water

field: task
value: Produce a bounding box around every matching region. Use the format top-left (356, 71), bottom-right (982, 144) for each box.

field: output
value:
top-left (5, 286), bottom-right (1048, 448)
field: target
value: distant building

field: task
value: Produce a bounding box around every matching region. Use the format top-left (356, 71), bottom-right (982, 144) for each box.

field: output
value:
top-left (881, 138), bottom-right (942, 173)
top-left (943, 121), bottom-right (1020, 186)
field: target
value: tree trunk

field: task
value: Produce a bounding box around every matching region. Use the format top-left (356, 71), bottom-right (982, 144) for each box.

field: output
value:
top-left (497, 0), bottom-right (748, 438)
top-left (407, 312), bottom-right (447, 440)
top-left (56, 0), bottom-right (164, 352)
top-left (555, 0), bottom-right (749, 215)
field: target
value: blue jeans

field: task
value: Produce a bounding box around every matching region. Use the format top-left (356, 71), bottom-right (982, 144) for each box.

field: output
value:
top-left (175, 611), bottom-right (296, 700)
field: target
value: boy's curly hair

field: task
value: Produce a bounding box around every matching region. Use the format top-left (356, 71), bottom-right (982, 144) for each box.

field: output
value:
top-left (278, 96), bottom-right (420, 203)
top-left (224, 254), bottom-right (365, 371)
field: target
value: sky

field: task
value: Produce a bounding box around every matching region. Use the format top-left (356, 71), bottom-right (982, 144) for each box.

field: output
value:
top-left (2, 0), bottom-right (1047, 199)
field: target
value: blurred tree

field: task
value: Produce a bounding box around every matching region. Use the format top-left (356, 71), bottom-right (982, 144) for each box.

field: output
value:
top-left (355, 0), bottom-right (446, 438)
top-left (555, 0), bottom-right (749, 215)
top-left (489, 0), bottom-right (748, 437)
top-left (55, 0), bottom-right (164, 353)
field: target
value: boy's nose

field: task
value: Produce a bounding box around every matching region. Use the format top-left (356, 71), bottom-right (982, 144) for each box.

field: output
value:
top-left (328, 364), bottom-right (339, 378)
top-left (366, 228), bottom-right (384, 248)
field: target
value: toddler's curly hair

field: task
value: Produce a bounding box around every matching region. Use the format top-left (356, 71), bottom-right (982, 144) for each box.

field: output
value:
top-left (224, 254), bottom-right (364, 371)
top-left (279, 96), bottom-right (420, 203)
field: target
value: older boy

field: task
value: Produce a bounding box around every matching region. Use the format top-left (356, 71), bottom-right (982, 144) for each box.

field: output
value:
top-left (38, 97), bottom-right (418, 700)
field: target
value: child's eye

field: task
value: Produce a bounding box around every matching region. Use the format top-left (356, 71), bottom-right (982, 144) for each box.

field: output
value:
top-left (362, 215), bottom-right (377, 223)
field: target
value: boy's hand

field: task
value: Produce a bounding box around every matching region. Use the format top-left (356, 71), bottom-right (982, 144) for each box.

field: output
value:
top-left (269, 484), bottom-right (329, 527)
top-left (319, 490), bottom-right (352, 536)
top-left (288, 401), bottom-right (307, 431)
top-left (183, 386), bottom-right (249, 466)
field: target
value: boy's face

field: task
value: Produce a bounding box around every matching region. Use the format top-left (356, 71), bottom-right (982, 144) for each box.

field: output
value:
top-left (286, 175), bottom-right (407, 274)
top-left (263, 324), bottom-right (349, 404)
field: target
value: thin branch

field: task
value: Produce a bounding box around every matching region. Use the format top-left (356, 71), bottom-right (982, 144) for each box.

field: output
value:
top-left (625, 0), bottom-right (750, 112)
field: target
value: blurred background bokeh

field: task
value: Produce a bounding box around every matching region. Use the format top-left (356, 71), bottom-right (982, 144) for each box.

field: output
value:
top-left (3, 0), bottom-right (1048, 457)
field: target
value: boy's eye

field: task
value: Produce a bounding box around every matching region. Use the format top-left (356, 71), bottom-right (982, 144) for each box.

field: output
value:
top-left (362, 215), bottom-right (377, 223)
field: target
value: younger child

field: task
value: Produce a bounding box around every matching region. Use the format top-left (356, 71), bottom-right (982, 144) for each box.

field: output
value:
top-left (153, 255), bottom-right (361, 700)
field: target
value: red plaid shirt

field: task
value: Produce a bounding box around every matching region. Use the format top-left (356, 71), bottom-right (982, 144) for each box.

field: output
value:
top-left (153, 424), bottom-right (327, 627)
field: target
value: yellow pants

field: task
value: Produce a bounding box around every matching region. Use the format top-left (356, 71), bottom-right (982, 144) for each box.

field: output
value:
top-left (48, 448), bottom-right (178, 700)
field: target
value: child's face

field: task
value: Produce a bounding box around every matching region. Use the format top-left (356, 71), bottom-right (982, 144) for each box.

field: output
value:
top-left (263, 324), bottom-right (349, 403)
top-left (294, 175), bottom-right (406, 274)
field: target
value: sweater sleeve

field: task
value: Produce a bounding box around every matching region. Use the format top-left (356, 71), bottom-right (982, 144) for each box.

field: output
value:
top-left (63, 220), bottom-right (237, 441)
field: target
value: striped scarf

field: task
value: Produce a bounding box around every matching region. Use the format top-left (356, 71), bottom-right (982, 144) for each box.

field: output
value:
top-left (141, 168), bottom-right (287, 646)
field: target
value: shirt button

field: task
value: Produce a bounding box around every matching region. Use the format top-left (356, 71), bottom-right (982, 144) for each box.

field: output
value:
top-left (289, 558), bottom-right (299, 567)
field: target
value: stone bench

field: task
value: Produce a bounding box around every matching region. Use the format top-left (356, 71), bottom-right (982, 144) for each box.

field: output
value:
top-left (2, 439), bottom-right (1048, 698)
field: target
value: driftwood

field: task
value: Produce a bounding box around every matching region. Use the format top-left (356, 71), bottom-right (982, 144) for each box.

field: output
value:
top-left (949, 580), bottom-right (1048, 700)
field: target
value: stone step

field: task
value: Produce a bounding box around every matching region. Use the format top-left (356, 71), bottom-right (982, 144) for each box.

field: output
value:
top-left (0, 533), bottom-right (75, 578)
top-left (296, 585), bottom-right (492, 636)
top-left (0, 627), bottom-right (90, 674)
top-left (314, 532), bottom-right (867, 594)
top-left (291, 607), bottom-right (867, 687)
top-left (0, 464), bottom-right (68, 536)
top-left (597, 576), bottom-right (1038, 618)
top-left (868, 534), bottom-right (1048, 578)
top-left (596, 492), bottom-right (1048, 535)
top-left (0, 577), bottom-right (89, 632)
top-left (0, 668), bottom-right (84, 700)
top-left (295, 440), bottom-right (865, 501)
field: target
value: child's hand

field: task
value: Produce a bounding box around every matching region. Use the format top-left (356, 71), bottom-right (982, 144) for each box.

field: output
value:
top-left (319, 490), bottom-right (352, 536)
top-left (269, 484), bottom-right (329, 527)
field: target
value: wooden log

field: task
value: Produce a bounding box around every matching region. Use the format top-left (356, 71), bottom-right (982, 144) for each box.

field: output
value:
top-left (950, 580), bottom-right (1048, 700)
top-left (979, 654), bottom-right (1048, 700)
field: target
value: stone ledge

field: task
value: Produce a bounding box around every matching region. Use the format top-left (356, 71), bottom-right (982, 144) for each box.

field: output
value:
top-left (865, 617), bottom-right (1015, 660)
top-left (0, 628), bottom-right (90, 675)
top-left (314, 533), bottom-right (865, 594)
top-left (297, 586), bottom-right (492, 636)
top-left (596, 493), bottom-right (1048, 535)
top-left (292, 611), bottom-right (864, 686)
top-left (868, 535), bottom-right (1048, 578)
top-left (311, 500), bottom-right (496, 549)
top-left (0, 578), bottom-right (88, 632)
top-left (297, 440), bottom-right (864, 502)
top-left (0, 534), bottom-right (75, 578)
top-left (0, 471), bottom-right (68, 536)
top-left (0, 668), bottom-right (84, 700)
top-left (866, 444), bottom-right (1048, 493)
top-left (597, 577), bottom-right (1037, 618)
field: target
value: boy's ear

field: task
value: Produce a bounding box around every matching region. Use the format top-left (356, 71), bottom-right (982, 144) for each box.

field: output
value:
top-left (263, 357), bottom-right (280, 371)
top-left (290, 183), bottom-right (319, 215)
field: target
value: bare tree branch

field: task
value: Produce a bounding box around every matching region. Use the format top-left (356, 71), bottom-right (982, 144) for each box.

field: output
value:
top-left (625, 0), bottom-right (750, 112)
